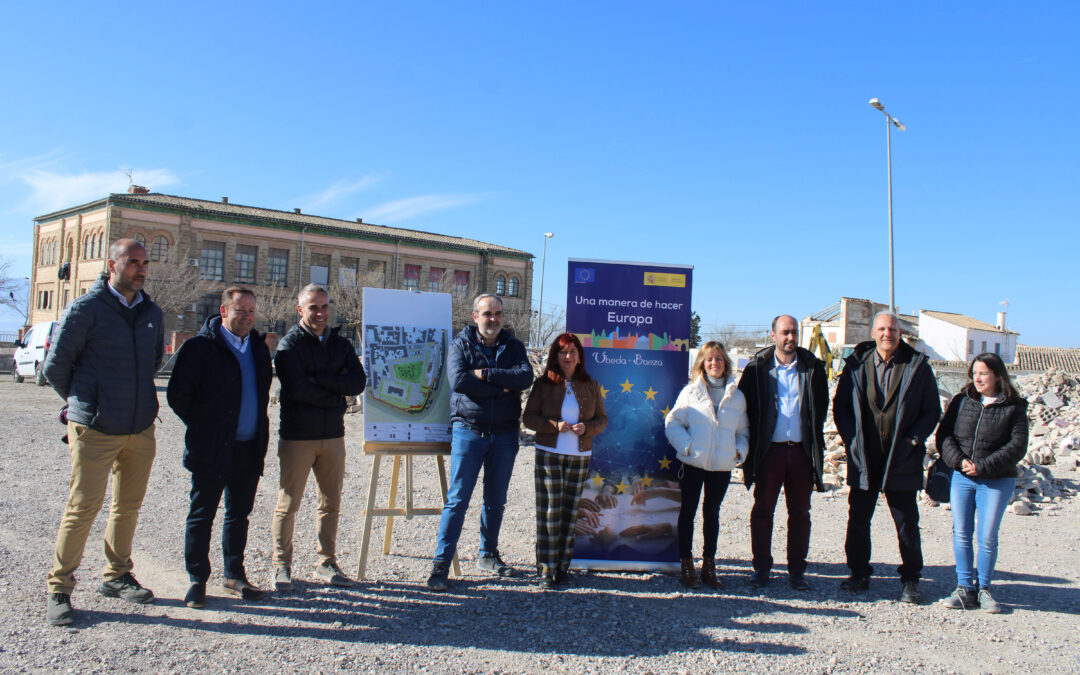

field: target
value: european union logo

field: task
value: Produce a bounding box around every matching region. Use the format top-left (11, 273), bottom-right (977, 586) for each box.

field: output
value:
top-left (574, 267), bottom-right (595, 284)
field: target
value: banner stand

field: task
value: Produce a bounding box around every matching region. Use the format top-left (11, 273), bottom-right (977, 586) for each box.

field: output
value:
top-left (356, 441), bottom-right (459, 580)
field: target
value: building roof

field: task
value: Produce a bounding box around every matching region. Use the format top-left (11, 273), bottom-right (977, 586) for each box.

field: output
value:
top-left (920, 309), bottom-right (1017, 334)
top-left (1015, 345), bottom-right (1080, 373)
top-left (35, 192), bottom-right (532, 258)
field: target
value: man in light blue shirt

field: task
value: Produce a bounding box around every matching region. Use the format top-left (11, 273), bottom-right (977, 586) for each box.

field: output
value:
top-left (738, 315), bottom-right (828, 591)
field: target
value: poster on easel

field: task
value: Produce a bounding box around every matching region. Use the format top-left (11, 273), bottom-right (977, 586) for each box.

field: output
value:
top-left (361, 288), bottom-right (452, 448)
top-left (566, 259), bottom-right (693, 571)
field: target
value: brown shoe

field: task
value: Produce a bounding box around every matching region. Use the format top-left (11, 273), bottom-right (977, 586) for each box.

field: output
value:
top-left (700, 558), bottom-right (723, 589)
top-left (680, 558), bottom-right (701, 589)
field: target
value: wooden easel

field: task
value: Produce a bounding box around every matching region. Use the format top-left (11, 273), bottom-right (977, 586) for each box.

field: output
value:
top-left (356, 441), bottom-right (460, 580)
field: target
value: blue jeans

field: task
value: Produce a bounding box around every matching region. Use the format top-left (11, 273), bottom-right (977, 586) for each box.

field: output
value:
top-left (951, 470), bottom-right (1014, 589)
top-left (434, 423), bottom-right (520, 563)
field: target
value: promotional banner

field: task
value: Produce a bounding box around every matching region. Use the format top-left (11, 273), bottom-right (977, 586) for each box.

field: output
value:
top-left (362, 288), bottom-right (452, 445)
top-left (566, 259), bottom-right (693, 570)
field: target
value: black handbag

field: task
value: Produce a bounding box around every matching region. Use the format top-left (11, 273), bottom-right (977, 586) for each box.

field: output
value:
top-left (924, 456), bottom-right (953, 503)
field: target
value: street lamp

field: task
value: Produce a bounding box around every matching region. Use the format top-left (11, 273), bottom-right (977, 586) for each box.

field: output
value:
top-left (868, 98), bottom-right (905, 313)
top-left (535, 232), bottom-right (553, 347)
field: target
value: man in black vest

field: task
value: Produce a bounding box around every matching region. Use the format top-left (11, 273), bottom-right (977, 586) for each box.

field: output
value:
top-left (833, 311), bottom-right (941, 604)
top-left (737, 315), bottom-right (827, 591)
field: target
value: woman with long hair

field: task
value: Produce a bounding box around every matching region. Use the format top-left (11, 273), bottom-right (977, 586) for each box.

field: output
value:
top-left (523, 333), bottom-right (607, 589)
top-left (664, 341), bottom-right (749, 589)
top-left (935, 353), bottom-right (1028, 613)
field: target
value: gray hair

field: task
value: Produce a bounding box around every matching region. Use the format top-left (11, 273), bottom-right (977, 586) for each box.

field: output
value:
top-left (298, 283), bottom-right (329, 303)
top-left (472, 293), bottom-right (503, 312)
top-left (872, 310), bottom-right (901, 328)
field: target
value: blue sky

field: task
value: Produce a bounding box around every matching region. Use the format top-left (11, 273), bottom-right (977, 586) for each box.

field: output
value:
top-left (2, 2), bottom-right (1076, 346)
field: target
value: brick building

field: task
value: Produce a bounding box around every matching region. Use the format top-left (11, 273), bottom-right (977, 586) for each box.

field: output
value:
top-left (30, 188), bottom-right (534, 342)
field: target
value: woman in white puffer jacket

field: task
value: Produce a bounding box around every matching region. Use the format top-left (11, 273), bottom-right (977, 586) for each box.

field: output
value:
top-left (664, 341), bottom-right (749, 589)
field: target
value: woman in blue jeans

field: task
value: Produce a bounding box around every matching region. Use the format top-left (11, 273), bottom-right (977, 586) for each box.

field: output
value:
top-left (935, 353), bottom-right (1028, 613)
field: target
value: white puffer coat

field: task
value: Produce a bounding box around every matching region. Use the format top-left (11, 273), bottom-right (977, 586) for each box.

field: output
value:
top-left (664, 376), bottom-right (750, 472)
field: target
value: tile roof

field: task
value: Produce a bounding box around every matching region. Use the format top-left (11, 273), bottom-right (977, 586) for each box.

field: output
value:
top-left (920, 310), bottom-right (1016, 334)
top-left (37, 193), bottom-right (532, 258)
top-left (1016, 345), bottom-right (1080, 373)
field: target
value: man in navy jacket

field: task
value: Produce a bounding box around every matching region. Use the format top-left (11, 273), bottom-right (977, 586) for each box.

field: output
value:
top-left (168, 287), bottom-right (272, 608)
top-left (427, 294), bottom-right (532, 591)
top-left (43, 238), bottom-right (164, 626)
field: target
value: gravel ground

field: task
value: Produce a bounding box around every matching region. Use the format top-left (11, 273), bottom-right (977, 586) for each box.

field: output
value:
top-left (1, 378), bottom-right (1079, 674)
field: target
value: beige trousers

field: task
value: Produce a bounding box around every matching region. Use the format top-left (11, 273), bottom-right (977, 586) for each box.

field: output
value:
top-left (272, 437), bottom-right (346, 568)
top-left (48, 422), bottom-right (156, 594)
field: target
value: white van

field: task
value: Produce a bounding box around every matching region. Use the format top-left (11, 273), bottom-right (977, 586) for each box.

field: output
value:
top-left (12, 321), bottom-right (57, 386)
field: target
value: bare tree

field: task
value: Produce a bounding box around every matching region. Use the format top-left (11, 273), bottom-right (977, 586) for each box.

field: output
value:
top-left (0, 257), bottom-right (28, 322)
top-left (704, 322), bottom-right (766, 351)
top-left (252, 283), bottom-right (298, 334)
top-left (531, 304), bottom-right (566, 348)
top-left (327, 269), bottom-right (384, 333)
top-left (142, 255), bottom-right (215, 321)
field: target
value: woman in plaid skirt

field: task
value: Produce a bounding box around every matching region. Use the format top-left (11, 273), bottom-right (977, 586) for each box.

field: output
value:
top-left (664, 341), bottom-right (749, 589)
top-left (523, 333), bottom-right (607, 590)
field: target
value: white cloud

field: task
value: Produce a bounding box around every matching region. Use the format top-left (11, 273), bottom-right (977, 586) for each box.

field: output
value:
top-left (19, 167), bottom-right (180, 214)
top-left (362, 193), bottom-right (492, 223)
top-left (297, 175), bottom-right (382, 213)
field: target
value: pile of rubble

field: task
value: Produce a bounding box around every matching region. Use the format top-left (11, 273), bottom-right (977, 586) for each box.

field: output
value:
top-left (819, 368), bottom-right (1079, 517)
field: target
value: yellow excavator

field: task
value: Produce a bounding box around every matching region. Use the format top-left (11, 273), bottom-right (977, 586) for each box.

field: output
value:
top-left (808, 323), bottom-right (836, 380)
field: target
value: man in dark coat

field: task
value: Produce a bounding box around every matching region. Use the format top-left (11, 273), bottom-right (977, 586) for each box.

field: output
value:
top-left (833, 311), bottom-right (941, 604)
top-left (167, 287), bottom-right (273, 608)
top-left (43, 238), bottom-right (164, 626)
top-left (737, 315), bottom-right (828, 591)
top-left (271, 283), bottom-right (366, 591)
top-left (426, 293), bottom-right (533, 592)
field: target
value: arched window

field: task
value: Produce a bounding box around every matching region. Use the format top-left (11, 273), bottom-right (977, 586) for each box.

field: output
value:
top-left (150, 235), bottom-right (169, 262)
top-left (133, 232), bottom-right (146, 246)
top-left (66, 238), bottom-right (73, 262)
top-left (97, 232), bottom-right (105, 258)
top-left (495, 275), bottom-right (506, 295)
top-left (507, 276), bottom-right (519, 297)
top-left (51, 240), bottom-right (58, 264)
top-left (82, 236), bottom-right (90, 260)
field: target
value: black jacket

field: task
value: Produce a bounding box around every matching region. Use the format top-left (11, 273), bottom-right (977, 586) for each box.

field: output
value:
top-left (936, 391), bottom-right (1028, 479)
top-left (833, 340), bottom-right (942, 491)
top-left (275, 323), bottom-right (366, 441)
top-left (737, 346), bottom-right (828, 491)
top-left (167, 316), bottom-right (273, 478)
top-left (448, 326), bottom-right (532, 433)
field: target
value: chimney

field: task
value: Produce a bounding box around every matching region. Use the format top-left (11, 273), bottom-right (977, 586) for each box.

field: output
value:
top-left (128, 185), bottom-right (149, 194)
top-left (221, 197), bottom-right (229, 204)
top-left (996, 311), bottom-right (1006, 330)
top-left (356, 218), bottom-right (363, 223)
top-left (294, 208), bottom-right (301, 214)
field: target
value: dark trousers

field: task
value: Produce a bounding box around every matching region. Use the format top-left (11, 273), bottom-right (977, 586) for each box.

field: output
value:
top-left (185, 440), bottom-right (262, 583)
top-left (750, 442), bottom-right (813, 576)
top-left (677, 463), bottom-right (731, 559)
top-left (845, 486), bottom-right (923, 582)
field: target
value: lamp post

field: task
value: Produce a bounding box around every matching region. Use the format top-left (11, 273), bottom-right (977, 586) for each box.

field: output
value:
top-left (535, 232), bottom-right (553, 347)
top-left (869, 98), bottom-right (905, 313)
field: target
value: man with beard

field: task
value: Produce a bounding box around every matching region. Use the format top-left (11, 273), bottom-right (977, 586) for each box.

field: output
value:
top-left (43, 238), bottom-right (164, 626)
top-left (738, 315), bottom-right (828, 591)
top-left (426, 294), bottom-right (532, 592)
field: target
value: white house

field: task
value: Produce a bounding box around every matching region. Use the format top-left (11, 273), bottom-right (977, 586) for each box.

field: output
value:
top-left (918, 310), bottom-right (1018, 364)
